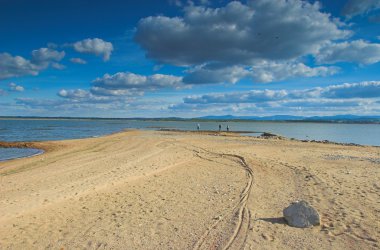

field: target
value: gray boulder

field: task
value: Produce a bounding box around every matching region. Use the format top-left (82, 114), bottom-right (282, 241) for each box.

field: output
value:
top-left (283, 200), bottom-right (320, 228)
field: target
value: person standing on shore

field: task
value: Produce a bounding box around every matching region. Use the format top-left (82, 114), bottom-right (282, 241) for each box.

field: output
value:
top-left (227, 125), bottom-right (230, 132)
top-left (197, 123), bottom-right (200, 131)
top-left (218, 124), bottom-right (221, 132)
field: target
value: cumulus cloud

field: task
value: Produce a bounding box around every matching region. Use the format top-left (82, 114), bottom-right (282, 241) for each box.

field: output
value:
top-left (52, 71), bottom-right (187, 116)
top-left (0, 53), bottom-right (39, 79)
top-left (184, 89), bottom-right (288, 104)
top-left (73, 38), bottom-right (113, 61)
top-left (0, 48), bottom-right (65, 80)
top-left (58, 89), bottom-right (90, 99)
top-left (319, 82), bottom-right (380, 99)
top-left (317, 40), bottom-right (380, 64)
top-left (172, 98), bottom-right (370, 110)
top-left (135, 0), bottom-right (349, 66)
top-left (56, 72), bottom-right (184, 109)
top-left (169, 81), bottom-right (380, 116)
top-left (250, 61), bottom-right (339, 83)
top-left (31, 48), bottom-right (65, 65)
top-left (17, 81), bottom-right (380, 117)
top-left (183, 65), bottom-right (249, 84)
top-left (134, 0), bottom-right (359, 84)
top-left (92, 72), bottom-right (184, 91)
top-left (57, 89), bottom-right (126, 104)
top-left (70, 57), bottom-right (87, 64)
top-left (58, 87), bottom-right (142, 100)
top-left (342, 0), bottom-right (380, 17)
top-left (90, 87), bottom-right (143, 97)
top-left (183, 81), bottom-right (380, 104)
top-left (52, 63), bottom-right (66, 70)
top-left (183, 61), bottom-right (339, 84)
top-left (9, 82), bottom-right (24, 92)
top-left (168, 99), bottom-right (379, 117)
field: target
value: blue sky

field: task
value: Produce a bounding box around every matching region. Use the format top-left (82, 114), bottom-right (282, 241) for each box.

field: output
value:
top-left (1, 0), bottom-right (380, 117)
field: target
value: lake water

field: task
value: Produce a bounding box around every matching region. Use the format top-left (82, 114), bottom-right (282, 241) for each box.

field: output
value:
top-left (0, 148), bottom-right (43, 162)
top-left (0, 118), bottom-right (379, 161)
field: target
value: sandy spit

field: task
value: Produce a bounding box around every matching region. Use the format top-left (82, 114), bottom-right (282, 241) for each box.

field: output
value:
top-left (0, 130), bottom-right (379, 249)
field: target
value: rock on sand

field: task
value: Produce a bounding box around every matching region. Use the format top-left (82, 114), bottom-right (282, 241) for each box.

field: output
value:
top-left (283, 200), bottom-right (320, 228)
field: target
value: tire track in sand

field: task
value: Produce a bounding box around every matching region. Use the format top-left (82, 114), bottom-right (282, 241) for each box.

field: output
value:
top-left (180, 143), bottom-right (254, 250)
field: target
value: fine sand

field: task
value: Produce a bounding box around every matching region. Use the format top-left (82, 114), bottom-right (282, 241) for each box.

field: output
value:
top-left (0, 130), bottom-right (379, 249)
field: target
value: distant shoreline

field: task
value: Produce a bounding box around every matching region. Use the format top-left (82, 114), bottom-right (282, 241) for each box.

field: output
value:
top-left (1, 121), bottom-right (379, 146)
top-left (1, 116), bottom-right (379, 124)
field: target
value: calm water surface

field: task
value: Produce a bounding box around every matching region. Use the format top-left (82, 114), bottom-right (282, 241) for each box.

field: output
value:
top-left (0, 118), bottom-right (379, 161)
top-left (0, 148), bottom-right (43, 162)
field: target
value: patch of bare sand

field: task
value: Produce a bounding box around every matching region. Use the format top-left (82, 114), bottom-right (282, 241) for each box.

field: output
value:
top-left (0, 130), bottom-right (379, 249)
top-left (184, 133), bottom-right (379, 250)
top-left (0, 131), bottom-right (249, 249)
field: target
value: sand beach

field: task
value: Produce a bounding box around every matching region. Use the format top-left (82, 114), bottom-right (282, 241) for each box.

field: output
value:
top-left (0, 130), bottom-right (379, 249)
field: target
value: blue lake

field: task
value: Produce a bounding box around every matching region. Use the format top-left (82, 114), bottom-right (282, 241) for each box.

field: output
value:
top-left (0, 118), bottom-right (379, 161)
top-left (0, 147), bottom-right (43, 162)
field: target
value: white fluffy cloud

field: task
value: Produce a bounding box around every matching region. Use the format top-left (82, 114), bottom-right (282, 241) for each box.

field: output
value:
top-left (70, 57), bottom-right (87, 64)
top-left (317, 40), bottom-right (380, 64)
top-left (182, 61), bottom-right (339, 84)
top-left (9, 82), bottom-right (24, 92)
top-left (0, 53), bottom-right (39, 79)
top-left (57, 72), bottom-right (184, 108)
top-left (135, 0), bottom-right (349, 66)
top-left (184, 89), bottom-right (288, 104)
top-left (168, 81), bottom-right (380, 115)
top-left (342, 0), bottom-right (380, 17)
top-left (183, 81), bottom-right (380, 104)
top-left (57, 89), bottom-right (121, 103)
top-left (17, 81), bottom-right (380, 117)
top-left (92, 72), bottom-right (184, 91)
top-left (183, 65), bottom-right (250, 84)
top-left (250, 61), bottom-right (339, 83)
top-left (168, 99), bottom-right (378, 117)
top-left (90, 87), bottom-right (143, 97)
top-left (73, 38), bottom-right (113, 61)
top-left (0, 48), bottom-right (65, 80)
top-left (319, 82), bottom-right (380, 99)
top-left (135, 0), bottom-right (368, 84)
top-left (52, 70), bottom-right (186, 117)
top-left (58, 89), bottom-right (89, 99)
top-left (31, 48), bottom-right (65, 65)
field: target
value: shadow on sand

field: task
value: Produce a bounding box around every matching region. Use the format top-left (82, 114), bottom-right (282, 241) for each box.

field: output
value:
top-left (256, 217), bottom-right (287, 225)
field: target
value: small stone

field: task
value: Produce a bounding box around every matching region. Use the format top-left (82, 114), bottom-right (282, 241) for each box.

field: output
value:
top-left (213, 215), bottom-right (222, 220)
top-left (283, 200), bottom-right (320, 228)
